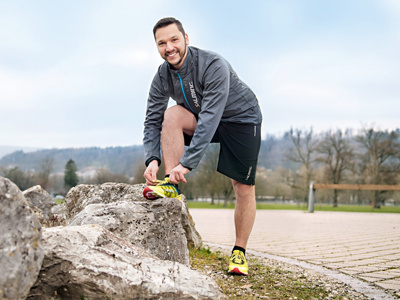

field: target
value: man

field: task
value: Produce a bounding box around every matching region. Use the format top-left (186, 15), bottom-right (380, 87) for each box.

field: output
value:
top-left (142, 17), bottom-right (262, 276)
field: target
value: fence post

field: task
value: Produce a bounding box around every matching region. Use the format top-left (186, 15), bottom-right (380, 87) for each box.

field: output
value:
top-left (308, 181), bottom-right (315, 213)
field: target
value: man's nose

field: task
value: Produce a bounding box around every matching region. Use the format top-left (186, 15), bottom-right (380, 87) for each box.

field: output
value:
top-left (166, 42), bottom-right (173, 52)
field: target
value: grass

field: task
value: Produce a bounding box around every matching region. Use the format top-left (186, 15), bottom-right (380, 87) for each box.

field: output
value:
top-left (187, 201), bottom-right (400, 213)
top-left (54, 198), bottom-right (65, 205)
top-left (189, 247), bottom-right (355, 299)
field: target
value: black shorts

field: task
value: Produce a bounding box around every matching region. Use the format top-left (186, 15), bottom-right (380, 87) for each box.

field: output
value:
top-left (184, 122), bottom-right (261, 185)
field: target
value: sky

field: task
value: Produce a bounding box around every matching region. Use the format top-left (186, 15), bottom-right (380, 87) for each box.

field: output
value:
top-left (1, 0), bottom-right (399, 149)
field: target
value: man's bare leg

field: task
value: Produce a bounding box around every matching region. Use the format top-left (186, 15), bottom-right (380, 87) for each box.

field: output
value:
top-left (161, 105), bottom-right (196, 175)
top-left (232, 179), bottom-right (256, 249)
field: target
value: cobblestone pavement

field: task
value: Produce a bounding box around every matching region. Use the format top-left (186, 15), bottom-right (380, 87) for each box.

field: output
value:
top-left (189, 209), bottom-right (400, 298)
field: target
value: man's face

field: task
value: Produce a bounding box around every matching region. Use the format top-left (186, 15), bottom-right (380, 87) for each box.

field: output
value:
top-left (155, 24), bottom-right (189, 70)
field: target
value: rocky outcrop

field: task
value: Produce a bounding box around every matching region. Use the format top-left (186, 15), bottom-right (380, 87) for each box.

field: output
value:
top-left (69, 198), bottom-right (190, 265)
top-left (28, 225), bottom-right (226, 300)
top-left (64, 183), bottom-right (146, 219)
top-left (0, 176), bottom-right (44, 300)
top-left (65, 183), bottom-right (202, 264)
top-left (0, 179), bottom-right (219, 300)
top-left (23, 185), bottom-right (57, 218)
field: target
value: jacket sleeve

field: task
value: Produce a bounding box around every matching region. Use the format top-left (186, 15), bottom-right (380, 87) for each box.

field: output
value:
top-left (143, 71), bottom-right (169, 166)
top-left (179, 58), bottom-right (230, 169)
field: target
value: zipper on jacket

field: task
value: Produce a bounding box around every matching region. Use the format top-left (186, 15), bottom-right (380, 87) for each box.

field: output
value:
top-left (177, 73), bottom-right (194, 113)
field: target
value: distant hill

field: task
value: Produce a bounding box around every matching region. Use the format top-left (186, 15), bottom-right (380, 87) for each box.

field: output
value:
top-left (0, 145), bottom-right (41, 159)
top-left (0, 146), bottom-right (145, 177)
top-left (0, 138), bottom-right (293, 177)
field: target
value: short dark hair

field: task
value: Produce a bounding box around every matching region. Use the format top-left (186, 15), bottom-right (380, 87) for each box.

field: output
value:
top-left (153, 17), bottom-right (185, 38)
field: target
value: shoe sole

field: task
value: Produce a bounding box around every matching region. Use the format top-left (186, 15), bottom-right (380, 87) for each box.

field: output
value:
top-left (143, 187), bottom-right (181, 201)
top-left (143, 187), bottom-right (164, 200)
top-left (228, 267), bottom-right (248, 276)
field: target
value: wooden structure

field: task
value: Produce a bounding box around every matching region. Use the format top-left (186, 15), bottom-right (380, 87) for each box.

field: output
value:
top-left (308, 182), bottom-right (400, 212)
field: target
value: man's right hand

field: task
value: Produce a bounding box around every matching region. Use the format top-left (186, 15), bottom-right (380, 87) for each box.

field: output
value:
top-left (143, 160), bottom-right (159, 186)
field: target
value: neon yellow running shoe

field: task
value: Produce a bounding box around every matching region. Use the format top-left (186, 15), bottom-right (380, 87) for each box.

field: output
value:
top-left (228, 250), bottom-right (248, 276)
top-left (143, 177), bottom-right (181, 200)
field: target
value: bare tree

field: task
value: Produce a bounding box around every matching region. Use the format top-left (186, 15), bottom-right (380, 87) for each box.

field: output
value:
top-left (317, 129), bottom-right (355, 207)
top-left (195, 144), bottom-right (234, 205)
top-left (37, 157), bottom-right (54, 190)
top-left (356, 128), bottom-right (400, 208)
top-left (286, 128), bottom-right (319, 202)
top-left (132, 163), bottom-right (147, 184)
top-left (93, 168), bottom-right (131, 184)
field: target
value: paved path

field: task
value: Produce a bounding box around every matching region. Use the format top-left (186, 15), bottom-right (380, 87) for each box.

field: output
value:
top-left (189, 209), bottom-right (400, 298)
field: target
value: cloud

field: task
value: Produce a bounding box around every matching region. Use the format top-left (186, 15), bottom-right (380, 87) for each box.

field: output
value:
top-left (84, 44), bottom-right (162, 69)
top-left (252, 32), bottom-right (400, 137)
top-left (0, 65), bottom-right (92, 109)
top-left (1, 0), bottom-right (399, 148)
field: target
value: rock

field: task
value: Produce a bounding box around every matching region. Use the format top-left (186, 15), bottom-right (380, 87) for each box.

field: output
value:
top-left (180, 194), bottom-right (203, 249)
top-left (28, 225), bottom-right (226, 300)
top-left (48, 203), bottom-right (67, 226)
top-left (64, 183), bottom-right (146, 219)
top-left (0, 176), bottom-right (44, 300)
top-left (65, 183), bottom-right (202, 261)
top-left (69, 198), bottom-right (190, 265)
top-left (23, 185), bottom-right (57, 218)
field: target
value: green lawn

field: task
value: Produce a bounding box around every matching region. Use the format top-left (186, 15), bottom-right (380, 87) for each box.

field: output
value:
top-left (54, 198), bottom-right (65, 205)
top-left (187, 201), bottom-right (400, 213)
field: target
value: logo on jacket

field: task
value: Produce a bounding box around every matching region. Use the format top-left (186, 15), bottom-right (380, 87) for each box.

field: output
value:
top-left (189, 82), bottom-right (200, 108)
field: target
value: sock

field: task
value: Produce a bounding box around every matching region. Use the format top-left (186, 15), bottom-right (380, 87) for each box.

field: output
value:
top-left (232, 245), bottom-right (246, 255)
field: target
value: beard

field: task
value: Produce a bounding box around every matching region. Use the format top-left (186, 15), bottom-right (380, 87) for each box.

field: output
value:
top-left (166, 44), bottom-right (187, 69)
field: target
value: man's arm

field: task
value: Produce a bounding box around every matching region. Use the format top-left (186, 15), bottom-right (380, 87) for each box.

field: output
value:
top-left (178, 57), bottom-right (231, 170)
top-left (143, 71), bottom-right (169, 182)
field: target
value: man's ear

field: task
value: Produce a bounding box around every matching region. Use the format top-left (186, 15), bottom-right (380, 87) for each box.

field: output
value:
top-left (185, 33), bottom-right (189, 45)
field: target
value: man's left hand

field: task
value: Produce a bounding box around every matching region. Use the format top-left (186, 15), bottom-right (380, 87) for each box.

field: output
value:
top-left (169, 164), bottom-right (190, 184)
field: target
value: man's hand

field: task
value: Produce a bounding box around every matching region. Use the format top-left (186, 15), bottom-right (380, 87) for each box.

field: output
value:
top-left (169, 164), bottom-right (190, 184)
top-left (143, 160), bottom-right (159, 186)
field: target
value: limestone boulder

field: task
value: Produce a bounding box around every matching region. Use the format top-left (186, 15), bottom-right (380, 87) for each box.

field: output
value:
top-left (65, 183), bottom-right (202, 257)
top-left (48, 203), bottom-right (67, 226)
top-left (64, 183), bottom-right (146, 219)
top-left (23, 185), bottom-right (57, 218)
top-left (0, 176), bottom-right (44, 300)
top-left (69, 198), bottom-right (190, 265)
top-left (28, 225), bottom-right (226, 300)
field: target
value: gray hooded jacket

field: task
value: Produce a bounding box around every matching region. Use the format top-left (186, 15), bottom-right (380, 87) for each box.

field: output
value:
top-left (143, 46), bottom-right (262, 170)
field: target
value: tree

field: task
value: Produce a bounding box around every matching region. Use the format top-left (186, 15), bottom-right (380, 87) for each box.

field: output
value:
top-left (64, 159), bottom-right (79, 190)
top-left (286, 128), bottom-right (319, 202)
top-left (356, 128), bottom-right (400, 208)
top-left (317, 129), bottom-right (355, 207)
top-left (93, 168), bottom-right (131, 184)
top-left (184, 144), bottom-right (233, 205)
top-left (196, 144), bottom-right (220, 204)
top-left (37, 157), bottom-right (54, 190)
top-left (2, 166), bottom-right (36, 191)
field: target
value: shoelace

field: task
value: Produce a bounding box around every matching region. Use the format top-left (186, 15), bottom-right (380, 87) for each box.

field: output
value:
top-left (231, 252), bottom-right (245, 265)
top-left (161, 186), bottom-right (177, 197)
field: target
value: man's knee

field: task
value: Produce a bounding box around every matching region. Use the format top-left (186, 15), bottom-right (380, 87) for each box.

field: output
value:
top-left (164, 106), bottom-right (181, 123)
top-left (163, 105), bottom-right (196, 134)
top-left (232, 179), bottom-right (255, 197)
top-left (232, 179), bottom-right (254, 188)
